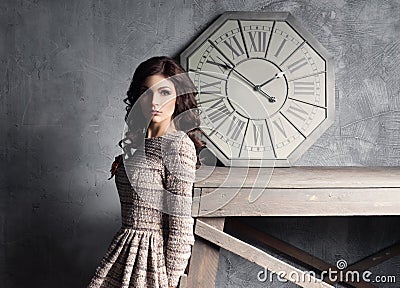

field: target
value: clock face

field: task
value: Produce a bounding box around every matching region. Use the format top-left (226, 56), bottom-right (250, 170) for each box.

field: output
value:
top-left (180, 12), bottom-right (335, 167)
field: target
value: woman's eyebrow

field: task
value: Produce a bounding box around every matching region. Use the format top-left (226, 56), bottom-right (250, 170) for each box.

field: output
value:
top-left (140, 85), bottom-right (172, 90)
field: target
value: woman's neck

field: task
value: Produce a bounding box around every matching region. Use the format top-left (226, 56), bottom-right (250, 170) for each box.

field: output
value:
top-left (146, 123), bottom-right (177, 138)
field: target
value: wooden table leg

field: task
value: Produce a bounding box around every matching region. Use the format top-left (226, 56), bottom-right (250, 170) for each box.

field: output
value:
top-left (187, 217), bottom-right (225, 288)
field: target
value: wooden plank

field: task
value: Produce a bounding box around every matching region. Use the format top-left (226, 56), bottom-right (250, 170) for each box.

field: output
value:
top-left (194, 167), bottom-right (400, 189)
top-left (187, 218), bottom-right (225, 288)
top-left (344, 242), bottom-right (400, 271)
top-left (227, 218), bottom-right (331, 268)
top-left (195, 219), bottom-right (335, 288)
top-left (227, 218), bottom-right (378, 288)
top-left (197, 188), bottom-right (400, 216)
top-left (192, 188), bottom-right (201, 217)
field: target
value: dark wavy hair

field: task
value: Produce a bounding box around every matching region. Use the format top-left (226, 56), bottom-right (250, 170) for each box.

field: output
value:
top-left (118, 56), bottom-right (206, 166)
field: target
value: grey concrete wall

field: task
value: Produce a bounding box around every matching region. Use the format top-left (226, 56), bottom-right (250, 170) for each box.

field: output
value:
top-left (1, 0), bottom-right (399, 287)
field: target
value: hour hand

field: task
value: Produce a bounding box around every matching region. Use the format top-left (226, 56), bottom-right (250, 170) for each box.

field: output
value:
top-left (257, 71), bottom-right (286, 88)
top-left (276, 71), bottom-right (285, 78)
top-left (218, 57), bottom-right (276, 102)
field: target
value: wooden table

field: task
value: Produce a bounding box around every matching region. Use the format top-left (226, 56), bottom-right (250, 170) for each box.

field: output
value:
top-left (183, 167), bottom-right (400, 288)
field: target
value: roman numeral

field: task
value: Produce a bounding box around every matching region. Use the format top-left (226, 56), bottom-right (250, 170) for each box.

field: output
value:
top-left (286, 101), bottom-right (309, 121)
top-left (200, 79), bottom-right (224, 94)
top-left (227, 116), bottom-right (246, 141)
top-left (274, 38), bottom-right (287, 58)
top-left (293, 81), bottom-right (315, 96)
top-left (248, 31), bottom-right (268, 53)
top-left (206, 99), bottom-right (230, 123)
top-left (272, 117), bottom-right (287, 138)
top-left (223, 35), bottom-right (245, 59)
top-left (197, 96), bottom-right (225, 106)
top-left (253, 123), bottom-right (264, 146)
top-left (206, 55), bottom-right (230, 74)
top-left (287, 58), bottom-right (308, 73)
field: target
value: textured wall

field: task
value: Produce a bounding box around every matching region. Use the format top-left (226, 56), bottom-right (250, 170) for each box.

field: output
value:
top-left (1, 0), bottom-right (399, 287)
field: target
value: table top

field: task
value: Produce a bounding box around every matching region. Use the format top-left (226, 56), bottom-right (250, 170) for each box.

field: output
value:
top-left (194, 166), bottom-right (400, 188)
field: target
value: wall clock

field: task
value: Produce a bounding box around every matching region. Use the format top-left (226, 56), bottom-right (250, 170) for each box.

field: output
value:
top-left (180, 11), bottom-right (335, 167)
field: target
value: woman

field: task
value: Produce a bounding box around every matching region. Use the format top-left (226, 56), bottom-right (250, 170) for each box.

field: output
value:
top-left (87, 56), bottom-right (205, 288)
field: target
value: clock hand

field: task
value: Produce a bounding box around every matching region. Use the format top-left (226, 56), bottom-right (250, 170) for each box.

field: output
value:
top-left (216, 57), bottom-right (276, 103)
top-left (231, 68), bottom-right (257, 88)
top-left (219, 59), bottom-right (257, 88)
top-left (232, 69), bottom-right (276, 102)
top-left (254, 87), bottom-right (276, 103)
top-left (255, 71), bottom-right (286, 90)
top-left (223, 63), bottom-right (276, 103)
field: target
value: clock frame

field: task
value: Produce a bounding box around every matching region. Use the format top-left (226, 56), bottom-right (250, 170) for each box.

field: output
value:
top-left (180, 11), bottom-right (335, 167)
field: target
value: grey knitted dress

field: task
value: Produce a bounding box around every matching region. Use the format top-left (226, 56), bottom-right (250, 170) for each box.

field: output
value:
top-left (87, 130), bottom-right (196, 288)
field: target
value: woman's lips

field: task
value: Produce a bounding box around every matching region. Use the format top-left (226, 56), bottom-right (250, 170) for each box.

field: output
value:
top-left (151, 110), bottom-right (161, 115)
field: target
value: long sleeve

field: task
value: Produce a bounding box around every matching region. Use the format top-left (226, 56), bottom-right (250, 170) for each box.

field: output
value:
top-left (163, 135), bottom-right (196, 287)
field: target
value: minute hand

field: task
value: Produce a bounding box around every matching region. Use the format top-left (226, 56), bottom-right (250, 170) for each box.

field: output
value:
top-left (230, 67), bottom-right (276, 102)
top-left (254, 87), bottom-right (276, 103)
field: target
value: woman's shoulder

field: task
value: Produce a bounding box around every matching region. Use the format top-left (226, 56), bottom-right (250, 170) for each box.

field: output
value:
top-left (165, 130), bottom-right (195, 153)
top-left (163, 131), bottom-right (197, 180)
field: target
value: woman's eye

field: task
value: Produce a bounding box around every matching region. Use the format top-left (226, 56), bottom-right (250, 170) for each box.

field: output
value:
top-left (161, 90), bottom-right (171, 96)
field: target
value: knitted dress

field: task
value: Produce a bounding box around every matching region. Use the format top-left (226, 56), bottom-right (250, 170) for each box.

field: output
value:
top-left (87, 130), bottom-right (197, 288)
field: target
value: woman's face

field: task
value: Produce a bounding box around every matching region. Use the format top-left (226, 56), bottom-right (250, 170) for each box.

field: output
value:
top-left (139, 74), bottom-right (177, 125)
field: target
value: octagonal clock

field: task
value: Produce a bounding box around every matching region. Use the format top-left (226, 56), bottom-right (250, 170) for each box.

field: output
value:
top-left (180, 11), bottom-right (335, 167)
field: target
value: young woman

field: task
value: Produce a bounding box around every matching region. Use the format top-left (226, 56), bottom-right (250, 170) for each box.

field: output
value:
top-left (87, 56), bottom-right (205, 288)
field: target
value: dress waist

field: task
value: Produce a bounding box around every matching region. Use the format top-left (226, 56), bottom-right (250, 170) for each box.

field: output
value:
top-left (120, 225), bottom-right (165, 233)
